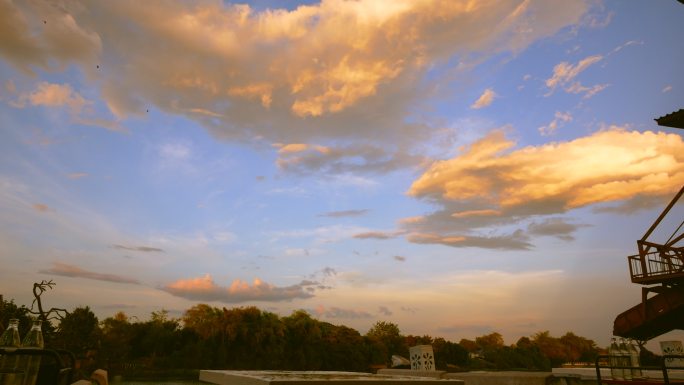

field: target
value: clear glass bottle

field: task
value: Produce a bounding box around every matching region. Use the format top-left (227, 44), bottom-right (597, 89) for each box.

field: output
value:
top-left (618, 338), bottom-right (632, 380)
top-left (1, 319), bottom-right (23, 385)
top-left (19, 320), bottom-right (43, 385)
top-left (628, 339), bottom-right (643, 379)
top-left (608, 337), bottom-right (623, 380)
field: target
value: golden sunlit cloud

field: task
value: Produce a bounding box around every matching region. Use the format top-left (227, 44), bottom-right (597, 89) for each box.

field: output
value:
top-left (470, 88), bottom-right (497, 109)
top-left (162, 274), bottom-right (317, 303)
top-left (409, 128), bottom-right (684, 209)
top-left (402, 128), bottom-right (684, 249)
top-left (0, 0), bottom-right (590, 173)
top-left (451, 209), bottom-right (502, 218)
top-left (67, 172), bottom-right (88, 179)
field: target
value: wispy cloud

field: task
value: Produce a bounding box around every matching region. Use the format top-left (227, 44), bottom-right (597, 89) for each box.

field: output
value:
top-left (318, 209), bottom-right (370, 218)
top-left (470, 88), bottom-right (497, 109)
top-left (32, 203), bottom-right (51, 213)
top-left (67, 173), bottom-right (88, 179)
top-left (353, 231), bottom-right (399, 240)
top-left (378, 306), bottom-right (393, 316)
top-left (662, 85), bottom-right (673, 93)
top-left (538, 111), bottom-right (572, 136)
top-left (111, 244), bottom-right (164, 253)
top-left (9, 82), bottom-right (124, 132)
top-left (313, 305), bottom-right (372, 319)
top-left (545, 55), bottom-right (606, 98)
top-left (527, 217), bottom-right (591, 241)
top-left (393, 255), bottom-right (407, 262)
top-left (162, 274), bottom-right (317, 303)
top-left (40, 262), bottom-right (140, 284)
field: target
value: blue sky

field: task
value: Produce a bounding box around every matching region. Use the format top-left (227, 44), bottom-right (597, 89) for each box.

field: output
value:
top-left (1, 0), bottom-right (683, 347)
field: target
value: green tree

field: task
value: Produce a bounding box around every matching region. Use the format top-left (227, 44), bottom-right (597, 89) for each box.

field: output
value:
top-left (365, 321), bottom-right (405, 365)
top-left (0, 297), bottom-right (32, 337)
top-left (53, 306), bottom-right (101, 356)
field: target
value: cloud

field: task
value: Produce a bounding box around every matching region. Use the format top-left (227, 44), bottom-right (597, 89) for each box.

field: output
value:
top-left (67, 173), bottom-right (88, 179)
top-left (470, 88), bottom-right (497, 109)
top-left (527, 217), bottom-right (590, 241)
top-left (112, 244), bottom-right (164, 252)
top-left (565, 82), bottom-right (608, 99)
top-left (275, 143), bottom-right (425, 175)
top-left (0, 1), bottom-right (101, 72)
top-left (318, 209), bottom-right (370, 218)
top-left (271, 225), bottom-right (369, 244)
top-left (662, 85), bottom-right (673, 93)
top-left (0, 0), bottom-right (589, 174)
top-left (159, 142), bottom-right (191, 161)
top-left (393, 255), bottom-right (407, 262)
top-left (353, 231), bottom-right (398, 240)
top-left (26, 82), bottom-right (89, 113)
top-left (40, 262), bottom-right (140, 284)
top-left (313, 305), bottom-right (372, 319)
top-left (407, 231), bottom-right (532, 250)
top-left (162, 274), bottom-right (316, 303)
top-left (404, 128), bottom-right (684, 249)
top-left (9, 81), bottom-right (124, 132)
top-left (593, 194), bottom-right (672, 215)
top-left (378, 306), bottom-right (393, 316)
top-left (32, 203), bottom-right (51, 213)
top-left (545, 55), bottom-right (606, 98)
top-left (538, 111), bottom-right (572, 136)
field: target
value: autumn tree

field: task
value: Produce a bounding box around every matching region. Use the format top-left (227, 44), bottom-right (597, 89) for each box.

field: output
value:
top-left (475, 332), bottom-right (505, 351)
top-left (533, 331), bottom-right (566, 367)
top-left (560, 332), bottom-right (598, 364)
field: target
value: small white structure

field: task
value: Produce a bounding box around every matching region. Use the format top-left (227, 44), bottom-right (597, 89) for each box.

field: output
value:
top-left (409, 345), bottom-right (435, 371)
top-left (660, 340), bottom-right (684, 368)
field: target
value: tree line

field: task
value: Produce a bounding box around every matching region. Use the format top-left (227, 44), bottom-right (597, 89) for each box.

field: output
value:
top-left (0, 297), bottom-right (623, 378)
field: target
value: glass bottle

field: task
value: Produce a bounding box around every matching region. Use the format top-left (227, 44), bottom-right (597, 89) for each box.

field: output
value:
top-left (618, 338), bottom-right (632, 380)
top-left (1, 319), bottom-right (22, 385)
top-left (19, 321), bottom-right (43, 385)
top-left (608, 337), bottom-right (623, 380)
top-left (628, 339), bottom-right (643, 379)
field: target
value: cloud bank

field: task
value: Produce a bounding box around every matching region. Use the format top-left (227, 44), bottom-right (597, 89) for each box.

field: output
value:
top-left (1, 0), bottom-right (590, 173)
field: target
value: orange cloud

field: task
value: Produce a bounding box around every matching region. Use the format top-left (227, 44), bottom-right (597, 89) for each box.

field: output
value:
top-left (410, 128), bottom-right (684, 210)
top-left (403, 128), bottom-right (684, 249)
top-left (451, 209), bottom-right (502, 218)
top-left (1, 0), bottom-right (588, 170)
top-left (32, 203), bottom-right (51, 212)
top-left (27, 82), bottom-right (89, 112)
top-left (162, 274), bottom-right (317, 303)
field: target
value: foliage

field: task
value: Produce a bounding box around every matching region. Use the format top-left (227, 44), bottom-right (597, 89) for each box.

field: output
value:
top-left (3, 292), bottom-right (607, 376)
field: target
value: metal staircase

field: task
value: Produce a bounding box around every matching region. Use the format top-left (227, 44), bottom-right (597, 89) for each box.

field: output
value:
top-left (613, 186), bottom-right (684, 340)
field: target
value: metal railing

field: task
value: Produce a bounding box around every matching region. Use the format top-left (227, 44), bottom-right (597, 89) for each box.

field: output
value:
top-left (629, 251), bottom-right (684, 282)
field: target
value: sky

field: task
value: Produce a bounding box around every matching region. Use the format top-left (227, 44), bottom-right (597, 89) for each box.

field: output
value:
top-left (1, 0), bottom-right (683, 348)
